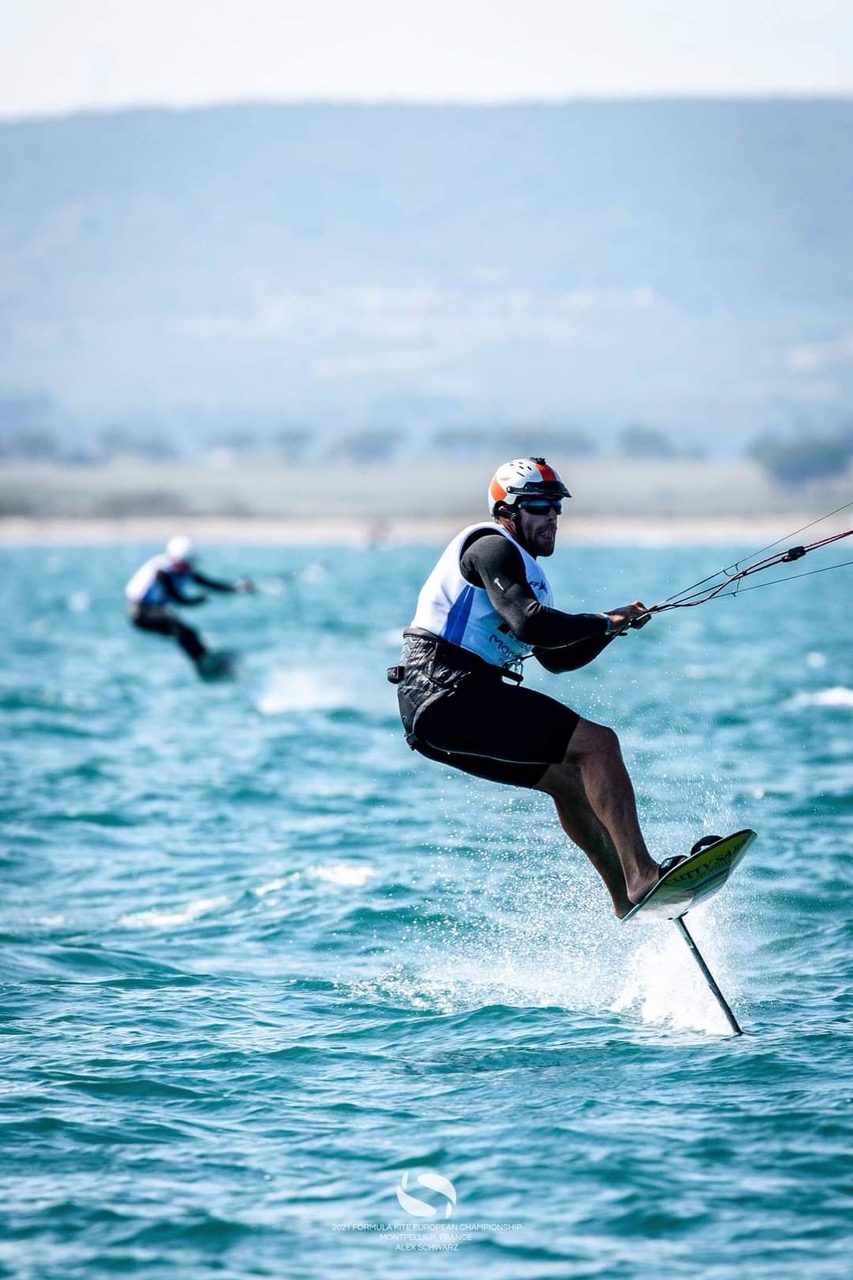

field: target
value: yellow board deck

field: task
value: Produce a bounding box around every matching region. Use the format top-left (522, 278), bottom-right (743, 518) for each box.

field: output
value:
top-left (622, 830), bottom-right (756, 922)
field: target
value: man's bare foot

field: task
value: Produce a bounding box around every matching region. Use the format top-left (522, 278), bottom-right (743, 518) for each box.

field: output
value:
top-left (625, 864), bottom-right (662, 906)
top-left (625, 855), bottom-right (691, 907)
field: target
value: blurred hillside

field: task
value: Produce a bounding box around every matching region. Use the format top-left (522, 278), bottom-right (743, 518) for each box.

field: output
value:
top-left (1, 456), bottom-right (848, 523)
top-left (2, 100), bottom-right (853, 460)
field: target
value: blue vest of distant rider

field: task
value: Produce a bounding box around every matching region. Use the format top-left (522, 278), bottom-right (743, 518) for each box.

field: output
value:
top-left (125, 555), bottom-right (193, 606)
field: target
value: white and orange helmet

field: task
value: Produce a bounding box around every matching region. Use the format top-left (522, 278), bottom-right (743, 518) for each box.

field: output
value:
top-left (488, 457), bottom-right (571, 516)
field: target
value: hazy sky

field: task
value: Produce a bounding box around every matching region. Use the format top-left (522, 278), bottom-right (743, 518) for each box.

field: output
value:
top-left (2, 0), bottom-right (852, 119)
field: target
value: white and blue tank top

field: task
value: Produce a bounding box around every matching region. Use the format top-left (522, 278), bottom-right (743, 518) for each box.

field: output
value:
top-left (410, 522), bottom-right (554, 669)
top-left (125, 555), bottom-right (192, 606)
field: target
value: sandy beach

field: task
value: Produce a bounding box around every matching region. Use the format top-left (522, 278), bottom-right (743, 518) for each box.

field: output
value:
top-left (0, 457), bottom-right (848, 545)
top-left (0, 512), bottom-right (848, 547)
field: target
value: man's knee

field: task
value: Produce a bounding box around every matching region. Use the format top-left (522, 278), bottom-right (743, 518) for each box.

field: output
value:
top-left (565, 719), bottom-right (622, 764)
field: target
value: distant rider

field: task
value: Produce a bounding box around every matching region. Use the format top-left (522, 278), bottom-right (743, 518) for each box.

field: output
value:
top-left (125, 536), bottom-right (255, 675)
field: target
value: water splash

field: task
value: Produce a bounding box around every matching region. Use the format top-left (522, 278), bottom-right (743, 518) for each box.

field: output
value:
top-left (255, 667), bottom-right (348, 715)
top-left (612, 920), bottom-right (741, 1037)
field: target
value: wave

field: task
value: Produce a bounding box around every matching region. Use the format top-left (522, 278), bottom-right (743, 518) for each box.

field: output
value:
top-left (784, 686), bottom-right (853, 710)
top-left (119, 896), bottom-right (229, 930)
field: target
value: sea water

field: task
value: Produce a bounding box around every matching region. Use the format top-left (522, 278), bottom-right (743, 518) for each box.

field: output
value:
top-left (0, 538), bottom-right (850, 1279)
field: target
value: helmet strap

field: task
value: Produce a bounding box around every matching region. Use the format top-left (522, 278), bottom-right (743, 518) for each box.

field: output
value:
top-left (495, 508), bottom-right (530, 552)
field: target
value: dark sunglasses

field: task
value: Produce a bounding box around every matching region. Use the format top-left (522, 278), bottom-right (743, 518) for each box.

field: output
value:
top-left (517, 499), bottom-right (563, 515)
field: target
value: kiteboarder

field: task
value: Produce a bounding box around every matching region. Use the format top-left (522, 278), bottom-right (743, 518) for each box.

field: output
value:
top-left (390, 457), bottom-right (678, 917)
top-left (125, 536), bottom-right (255, 678)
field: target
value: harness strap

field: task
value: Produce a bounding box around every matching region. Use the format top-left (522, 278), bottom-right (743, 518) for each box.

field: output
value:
top-left (389, 630), bottom-right (524, 684)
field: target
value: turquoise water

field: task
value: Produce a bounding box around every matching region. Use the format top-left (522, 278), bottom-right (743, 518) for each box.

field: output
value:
top-left (1, 539), bottom-right (851, 1279)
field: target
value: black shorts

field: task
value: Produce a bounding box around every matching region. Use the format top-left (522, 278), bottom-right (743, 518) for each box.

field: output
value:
top-left (413, 676), bottom-right (580, 789)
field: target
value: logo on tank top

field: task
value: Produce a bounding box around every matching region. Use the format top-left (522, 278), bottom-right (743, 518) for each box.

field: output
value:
top-left (488, 633), bottom-right (519, 662)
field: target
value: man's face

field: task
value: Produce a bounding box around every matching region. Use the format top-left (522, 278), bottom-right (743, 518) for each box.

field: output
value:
top-left (514, 501), bottom-right (561, 557)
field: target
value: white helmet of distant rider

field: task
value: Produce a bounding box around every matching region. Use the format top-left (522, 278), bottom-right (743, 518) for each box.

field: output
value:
top-left (487, 457), bottom-right (571, 517)
top-left (165, 535), bottom-right (197, 567)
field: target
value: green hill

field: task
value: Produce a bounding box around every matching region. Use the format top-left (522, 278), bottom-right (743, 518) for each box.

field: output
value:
top-left (2, 100), bottom-right (852, 458)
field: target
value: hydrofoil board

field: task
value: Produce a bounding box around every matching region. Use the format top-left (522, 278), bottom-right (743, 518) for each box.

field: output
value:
top-left (197, 650), bottom-right (238, 682)
top-left (623, 829), bottom-right (756, 922)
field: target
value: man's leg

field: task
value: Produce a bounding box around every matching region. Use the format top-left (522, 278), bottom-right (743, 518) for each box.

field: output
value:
top-left (132, 607), bottom-right (207, 664)
top-left (410, 676), bottom-right (657, 912)
top-left (537, 717), bottom-right (659, 911)
top-left (169, 618), bottom-right (207, 664)
top-left (536, 761), bottom-right (632, 916)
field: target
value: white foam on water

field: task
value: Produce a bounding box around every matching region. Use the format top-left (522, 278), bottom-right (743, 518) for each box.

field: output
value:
top-left (254, 668), bottom-right (345, 715)
top-left (119, 895), bottom-right (229, 930)
top-left (784, 686), bottom-right (853, 709)
top-left (254, 877), bottom-right (291, 897)
top-left (301, 563), bottom-right (327, 584)
top-left (305, 862), bottom-right (376, 887)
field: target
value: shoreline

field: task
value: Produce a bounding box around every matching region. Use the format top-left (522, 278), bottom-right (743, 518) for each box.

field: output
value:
top-left (0, 513), bottom-right (843, 547)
